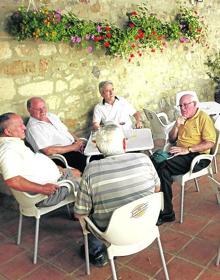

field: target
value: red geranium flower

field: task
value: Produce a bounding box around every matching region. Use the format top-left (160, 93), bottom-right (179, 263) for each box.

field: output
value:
top-left (130, 53), bottom-right (135, 58)
top-left (129, 23), bottom-right (135, 28)
top-left (106, 33), bottom-right (111, 38)
top-left (131, 43), bottom-right (136, 48)
top-left (105, 26), bottom-right (111, 31)
top-left (104, 41), bottom-right (110, 47)
top-left (131, 11), bottom-right (138, 16)
top-left (94, 37), bottom-right (100, 42)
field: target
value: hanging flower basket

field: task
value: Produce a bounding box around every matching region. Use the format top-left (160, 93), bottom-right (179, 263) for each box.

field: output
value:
top-left (6, 5), bottom-right (207, 59)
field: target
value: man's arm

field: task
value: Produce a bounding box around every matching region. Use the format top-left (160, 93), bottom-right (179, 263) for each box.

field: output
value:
top-left (41, 140), bottom-right (84, 155)
top-left (169, 140), bottom-right (215, 156)
top-left (92, 122), bottom-right (100, 130)
top-left (133, 111), bottom-right (142, 128)
top-left (5, 176), bottom-right (59, 195)
top-left (169, 116), bottom-right (186, 143)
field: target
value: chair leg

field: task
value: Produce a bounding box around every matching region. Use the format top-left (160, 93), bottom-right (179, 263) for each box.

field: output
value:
top-left (180, 184), bottom-right (185, 224)
top-left (33, 218), bottom-right (40, 264)
top-left (194, 178), bottom-right (200, 192)
top-left (157, 237), bottom-right (170, 280)
top-left (214, 156), bottom-right (218, 174)
top-left (66, 204), bottom-right (72, 218)
top-left (17, 213), bottom-right (23, 245)
top-left (216, 243), bottom-right (220, 266)
top-left (84, 234), bottom-right (90, 275)
top-left (108, 255), bottom-right (117, 280)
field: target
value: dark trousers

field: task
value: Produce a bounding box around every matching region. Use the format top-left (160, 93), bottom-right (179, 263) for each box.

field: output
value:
top-left (53, 151), bottom-right (87, 172)
top-left (88, 234), bottom-right (105, 256)
top-left (157, 153), bottom-right (210, 214)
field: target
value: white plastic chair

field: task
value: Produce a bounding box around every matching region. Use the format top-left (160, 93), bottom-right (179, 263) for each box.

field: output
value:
top-left (49, 137), bottom-right (88, 167)
top-left (10, 179), bottom-right (76, 264)
top-left (172, 129), bottom-right (220, 223)
top-left (217, 244), bottom-right (220, 266)
top-left (143, 109), bottom-right (174, 142)
top-left (49, 154), bottom-right (70, 167)
top-left (79, 192), bottom-right (169, 280)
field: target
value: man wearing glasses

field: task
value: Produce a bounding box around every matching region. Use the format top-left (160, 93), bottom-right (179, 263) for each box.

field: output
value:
top-left (156, 93), bottom-right (216, 225)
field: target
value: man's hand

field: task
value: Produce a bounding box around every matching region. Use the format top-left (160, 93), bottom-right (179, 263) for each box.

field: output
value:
top-left (169, 146), bottom-right (189, 156)
top-left (175, 116), bottom-right (186, 128)
top-left (72, 140), bottom-right (84, 152)
top-left (135, 121), bottom-right (142, 129)
top-left (41, 183), bottom-right (59, 195)
top-left (71, 168), bottom-right (81, 177)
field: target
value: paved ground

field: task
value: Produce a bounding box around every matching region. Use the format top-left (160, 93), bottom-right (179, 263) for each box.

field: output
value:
top-left (0, 159), bottom-right (220, 280)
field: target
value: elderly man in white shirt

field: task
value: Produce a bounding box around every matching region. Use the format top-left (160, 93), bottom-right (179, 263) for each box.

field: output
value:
top-left (0, 112), bottom-right (80, 207)
top-left (26, 97), bottom-right (87, 172)
top-left (93, 80), bottom-right (142, 131)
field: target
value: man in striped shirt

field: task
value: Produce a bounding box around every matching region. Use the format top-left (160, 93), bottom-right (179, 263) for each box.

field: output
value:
top-left (74, 124), bottom-right (160, 267)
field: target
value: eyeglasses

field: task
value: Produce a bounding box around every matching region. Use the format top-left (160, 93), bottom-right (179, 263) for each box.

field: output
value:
top-left (178, 101), bottom-right (194, 108)
top-left (30, 106), bottom-right (46, 112)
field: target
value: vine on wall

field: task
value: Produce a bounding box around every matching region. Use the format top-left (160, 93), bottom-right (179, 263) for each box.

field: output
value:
top-left (7, 4), bottom-right (207, 60)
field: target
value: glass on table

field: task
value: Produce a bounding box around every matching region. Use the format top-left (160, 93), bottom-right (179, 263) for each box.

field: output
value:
top-left (91, 129), bottom-right (98, 144)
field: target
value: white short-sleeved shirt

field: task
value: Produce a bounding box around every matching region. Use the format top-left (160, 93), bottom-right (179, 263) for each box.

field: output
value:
top-left (26, 113), bottom-right (74, 152)
top-left (93, 96), bottom-right (136, 130)
top-left (0, 137), bottom-right (61, 184)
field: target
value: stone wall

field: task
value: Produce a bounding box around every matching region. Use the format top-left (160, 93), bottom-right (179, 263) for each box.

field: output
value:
top-left (0, 0), bottom-right (220, 136)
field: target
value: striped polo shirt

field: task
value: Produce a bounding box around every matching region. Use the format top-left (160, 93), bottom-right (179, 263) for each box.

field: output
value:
top-left (74, 152), bottom-right (160, 230)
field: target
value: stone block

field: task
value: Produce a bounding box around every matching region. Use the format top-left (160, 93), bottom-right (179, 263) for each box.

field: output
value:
top-left (38, 44), bottom-right (57, 56)
top-left (0, 78), bottom-right (15, 99)
top-left (18, 81), bottom-right (53, 96)
top-left (0, 41), bottom-right (12, 60)
top-left (1, 60), bottom-right (36, 75)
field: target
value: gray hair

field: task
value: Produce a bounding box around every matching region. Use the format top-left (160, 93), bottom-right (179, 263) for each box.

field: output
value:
top-left (98, 80), bottom-right (113, 94)
top-left (96, 124), bottom-right (124, 156)
top-left (180, 92), bottom-right (199, 108)
top-left (0, 112), bottom-right (16, 135)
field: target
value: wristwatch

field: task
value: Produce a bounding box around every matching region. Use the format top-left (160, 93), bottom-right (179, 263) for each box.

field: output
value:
top-left (188, 147), bottom-right (192, 153)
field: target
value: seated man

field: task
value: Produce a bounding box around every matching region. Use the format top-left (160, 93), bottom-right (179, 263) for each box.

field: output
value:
top-left (74, 124), bottom-right (160, 267)
top-left (25, 97), bottom-right (87, 172)
top-left (0, 112), bottom-right (81, 207)
top-left (92, 80), bottom-right (142, 131)
top-left (155, 93), bottom-right (216, 225)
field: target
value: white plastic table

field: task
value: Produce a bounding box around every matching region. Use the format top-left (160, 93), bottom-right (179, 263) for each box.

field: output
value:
top-left (199, 101), bottom-right (220, 116)
top-left (84, 128), bottom-right (154, 163)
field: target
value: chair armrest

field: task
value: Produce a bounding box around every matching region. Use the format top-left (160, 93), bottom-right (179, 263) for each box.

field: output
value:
top-left (157, 112), bottom-right (170, 125)
top-left (11, 189), bottom-right (48, 205)
top-left (49, 154), bottom-right (70, 168)
top-left (57, 179), bottom-right (77, 194)
top-left (84, 216), bottom-right (104, 236)
top-left (80, 137), bottom-right (88, 143)
top-left (79, 216), bottom-right (104, 239)
top-left (79, 216), bottom-right (105, 243)
top-left (189, 154), bottom-right (213, 174)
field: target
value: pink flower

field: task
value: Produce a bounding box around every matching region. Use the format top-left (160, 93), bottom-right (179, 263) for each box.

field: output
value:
top-left (75, 37), bottom-right (81, 43)
top-left (71, 36), bottom-right (76, 43)
top-left (180, 37), bottom-right (190, 43)
top-left (87, 46), bottom-right (93, 53)
top-left (97, 25), bottom-right (102, 33)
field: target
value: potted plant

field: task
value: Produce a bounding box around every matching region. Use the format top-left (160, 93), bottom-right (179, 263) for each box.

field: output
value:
top-left (205, 52), bottom-right (220, 103)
